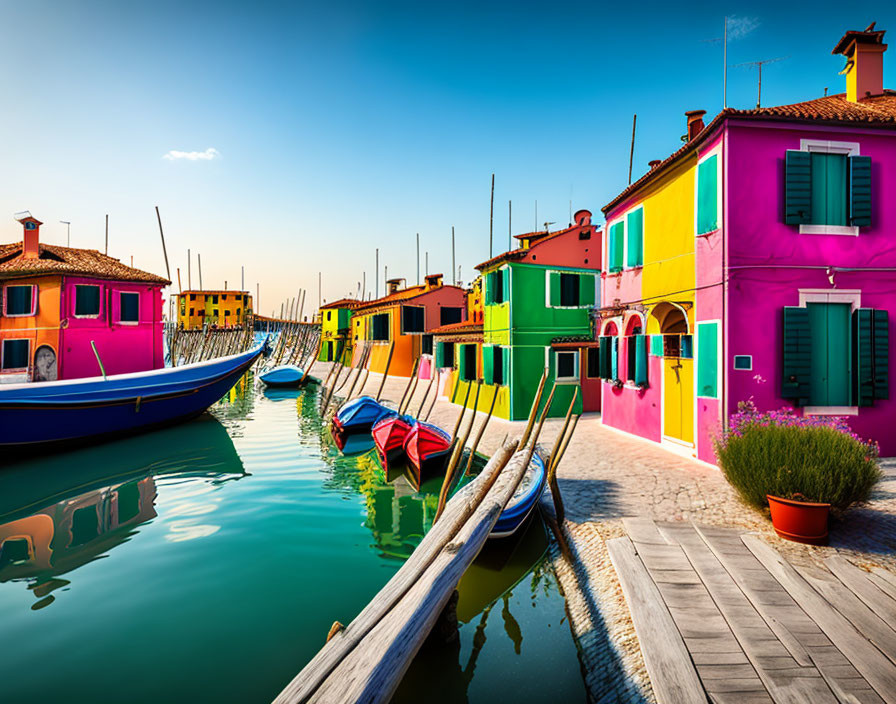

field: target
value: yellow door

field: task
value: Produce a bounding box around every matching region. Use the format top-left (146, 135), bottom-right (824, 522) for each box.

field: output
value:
top-left (663, 357), bottom-right (694, 444)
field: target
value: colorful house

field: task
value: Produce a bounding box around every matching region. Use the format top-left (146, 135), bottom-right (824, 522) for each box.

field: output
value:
top-left (431, 276), bottom-right (485, 406)
top-left (598, 25), bottom-right (894, 461)
top-left (350, 274), bottom-right (467, 378)
top-left (435, 210), bottom-right (601, 420)
top-left (318, 298), bottom-right (360, 362)
top-left (174, 289), bottom-right (253, 329)
top-left (0, 213), bottom-right (169, 383)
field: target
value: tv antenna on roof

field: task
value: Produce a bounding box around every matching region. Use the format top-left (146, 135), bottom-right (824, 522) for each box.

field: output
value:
top-left (543, 221), bottom-right (555, 233)
top-left (731, 56), bottom-right (788, 108)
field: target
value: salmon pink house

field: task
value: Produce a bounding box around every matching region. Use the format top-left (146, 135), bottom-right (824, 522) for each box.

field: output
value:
top-left (597, 25), bottom-right (894, 461)
top-left (0, 213), bottom-right (169, 383)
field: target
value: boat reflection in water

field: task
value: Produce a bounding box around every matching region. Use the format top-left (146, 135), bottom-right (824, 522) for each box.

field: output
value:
top-left (0, 416), bottom-right (246, 608)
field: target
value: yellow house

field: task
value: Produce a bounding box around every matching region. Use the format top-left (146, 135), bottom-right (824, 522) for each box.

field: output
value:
top-left (175, 289), bottom-right (253, 329)
top-left (318, 298), bottom-right (359, 362)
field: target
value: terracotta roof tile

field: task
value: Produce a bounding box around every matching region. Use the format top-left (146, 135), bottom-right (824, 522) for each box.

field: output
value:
top-left (603, 91), bottom-right (896, 214)
top-left (352, 283), bottom-right (466, 314)
top-left (0, 242), bottom-right (170, 284)
top-left (320, 297), bottom-right (362, 310)
top-left (429, 320), bottom-right (482, 336)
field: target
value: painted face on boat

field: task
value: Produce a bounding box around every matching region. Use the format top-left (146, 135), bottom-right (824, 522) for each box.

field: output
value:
top-left (34, 346), bottom-right (58, 382)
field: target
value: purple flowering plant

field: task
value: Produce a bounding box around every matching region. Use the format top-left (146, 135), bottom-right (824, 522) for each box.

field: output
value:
top-left (714, 399), bottom-right (881, 514)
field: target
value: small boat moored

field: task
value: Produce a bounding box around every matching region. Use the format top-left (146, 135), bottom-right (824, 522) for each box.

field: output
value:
top-left (490, 450), bottom-right (547, 539)
top-left (332, 396), bottom-right (396, 436)
top-left (258, 364), bottom-right (319, 388)
top-left (372, 414), bottom-right (416, 469)
top-left (404, 421), bottom-right (453, 486)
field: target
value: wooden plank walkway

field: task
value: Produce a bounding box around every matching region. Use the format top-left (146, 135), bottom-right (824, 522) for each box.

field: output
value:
top-left (608, 519), bottom-right (896, 704)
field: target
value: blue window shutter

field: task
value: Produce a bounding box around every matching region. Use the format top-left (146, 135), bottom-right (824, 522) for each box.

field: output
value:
top-left (626, 209), bottom-right (644, 266)
top-left (849, 156), bottom-right (872, 227)
top-left (784, 150), bottom-right (812, 225)
top-left (782, 306), bottom-right (812, 405)
top-left (611, 338), bottom-right (618, 379)
top-left (650, 334), bottom-right (663, 357)
top-left (634, 335), bottom-right (648, 385)
top-left (696, 156), bottom-right (718, 234)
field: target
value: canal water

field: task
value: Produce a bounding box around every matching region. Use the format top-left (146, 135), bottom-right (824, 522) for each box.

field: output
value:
top-left (0, 379), bottom-right (585, 703)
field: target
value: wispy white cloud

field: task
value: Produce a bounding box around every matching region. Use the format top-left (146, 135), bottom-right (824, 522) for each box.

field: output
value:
top-left (727, 15), bottom-right (760, 41)
top-left (163, 147), bottom-right (221, 161)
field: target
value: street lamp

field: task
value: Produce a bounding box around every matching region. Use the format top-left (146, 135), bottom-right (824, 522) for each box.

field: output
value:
top-left (59, 220), bottom-right (71, 247)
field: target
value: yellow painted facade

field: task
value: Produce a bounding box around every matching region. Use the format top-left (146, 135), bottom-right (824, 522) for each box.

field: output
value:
top-left (176, 290), bottom-right (253, 329)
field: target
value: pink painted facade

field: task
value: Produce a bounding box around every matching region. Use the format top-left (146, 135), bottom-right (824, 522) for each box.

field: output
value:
top-left (57, 275), bottom-right (166, 379)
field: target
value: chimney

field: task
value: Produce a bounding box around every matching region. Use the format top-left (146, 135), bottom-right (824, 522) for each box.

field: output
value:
top-left (573, 209), bottom-right (592, 227)
top-left (14, 211), bottom-right (43, 260)
top-left (833, 23), bottom-right (887, 102)
top-left (386, 277), bottom-right (402, 295)
top-left (648, 159), bottom-right (662, 170)
top-left (685, 110), bottom-right (706, 142)
top-left (424, 273), bottom-right (443, 289)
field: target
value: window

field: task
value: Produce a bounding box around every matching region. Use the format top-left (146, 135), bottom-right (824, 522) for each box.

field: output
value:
top-left (190, 294), bottom-right (196, 301)
top-left (2, 339), bottom-right (29, 370)
top-left (626, 208), bottom-right (644, 267)
top-left (222, 294), bottom-right (227, 301)
top-left (458, 344), bottom-right (477, 381)
top-left (579, 229), bottom-right (591, 240)
top-left (421, 334), bottom-right (433, 356)
top-left (213, 308), bottom-right (219, 317)
top-left (440, 307), bottom-right (464, 326)
top-left (327, 311), bottom-right (332, 321)
top-left (696, 154), bottom-right (719, 235)
top-left (236, 308), bottom-right (241, 316)
top-left (401, 306), bottom-right (425, 333)
top-left (0, 537), bottom-right (32, 568)
top-left (435, 341), bottom-right (455, 368)
top-left (224, 310), bottom-right (230, 316)
top-left (492, 346), bottom-right (505, 385)
top-left (371, 313), bottom-right (390, 341)
top-left (560, 273), bottom-right (579, 307)
top-left (586, 347), bottom-right (600, 378)
top-left (486, 269), bottom-right (508, 304)
top-left (212, 295), bottom-right (219, 304)
top-left (4, 285), bottom-right (36, 316)
top-left (119, 292), bottom-right (139, 323)
top-left (189, 308), bottom-right (195, 316)
top-left (608, 221), bottom-right (624, 272)
top-left (74, 285), bottom-right (101, 317)
top-left (681, 335), bottom-right (694, 359)
top-left (555, 350), bottom-right (578, 381)
top-left (734, 355), bottom-right (752, 370)
top-left (548, 272), bottom-right (595, 308)
top-left (697, 321), bottom-right (719, 398)
top-left (784, 146), bottom-right (871, 231)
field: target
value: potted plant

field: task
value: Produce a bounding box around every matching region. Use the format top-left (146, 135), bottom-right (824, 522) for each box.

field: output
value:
top-left (714, 401), bottom-right (881, 545)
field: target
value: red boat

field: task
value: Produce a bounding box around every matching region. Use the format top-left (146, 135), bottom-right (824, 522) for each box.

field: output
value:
top-left (404, 421), bottom-right (454, 486)
top-left (372, 414), bottom-right (416, 470)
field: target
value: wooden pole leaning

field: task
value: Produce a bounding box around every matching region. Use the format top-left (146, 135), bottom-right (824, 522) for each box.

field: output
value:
top-left (434, 382), bottom-right (480, 523)
top-left (374, 340), bottom-right (397, 403)
top-left (518, 368), bottom-right (549, 449)
top-left (424, 369), bottom-right (441, 421)
top-left (547, 414), bottom-right (580, 524)
top-left (399, 359), bottom-right (421, 414)
top-left (395, 355), bottom-right (419, 412)
top-left (352, 343), bottom-right (374, 401)
top-left (415, 366), bottom-right (438, 417)
top-left (342, 341), bottom-right (371, 402)
top-left (464, 387), bottom-right (497, 476)
top-left (450, 382), bottom-right (473, 442)
top-left (298, 329), bottom-right (323, 385)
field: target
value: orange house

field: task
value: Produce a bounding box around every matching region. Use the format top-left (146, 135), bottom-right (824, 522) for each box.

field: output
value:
top-left (350, 274), bottom-right (466, 377)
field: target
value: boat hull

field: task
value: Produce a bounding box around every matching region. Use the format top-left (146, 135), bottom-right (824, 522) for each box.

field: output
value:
top-left (404, 421), bottom-right (453, 486)
top-left (333, 396), bottom-right (395, 436)
top-left (0, 345), bottom-right (263, 451)
top-left (372, 415), bottom-right (416, 469)
top-left (490, 451), bottom-right (547, 539)
top-left (259, 365), bottom-right (319, 388)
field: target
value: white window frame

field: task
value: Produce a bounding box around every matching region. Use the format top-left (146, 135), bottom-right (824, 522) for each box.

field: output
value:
top-left (1, 338), bottom-right (31, 371)
top-left (3, 284), bottom-right (38, 318)
top-left (73, 284), bottom-right (102, 319)
top-left (694, 148), bottom-right (722, 237)
top-left (544, 269), bottom-right (596, 309)
top-left (554, 350), bottom-right (580, 383)
top-left (117, 291), bottom-right (140, 326)
top-left (798, 139), bottom-right (860, 237)
top-left (733, 355), bottom-right (753, 371)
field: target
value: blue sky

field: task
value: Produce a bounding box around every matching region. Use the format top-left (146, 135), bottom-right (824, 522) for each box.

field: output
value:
top-left (0, 1), bottom-right (891, 316)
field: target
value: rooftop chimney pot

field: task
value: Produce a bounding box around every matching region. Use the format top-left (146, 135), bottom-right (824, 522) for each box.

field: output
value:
top-left (685, 110), bottom-right (707, 142)
top-left (15, 212), bottom-right (43, 260)
top-left (833, 25), bottom-right (887, 102)
top-left (648, 159), bottom-right (662, 170)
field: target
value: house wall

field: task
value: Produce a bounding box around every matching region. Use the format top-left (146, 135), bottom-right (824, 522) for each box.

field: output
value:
top-left (726, 121), bottom-right (896, 455)
top-left (0, 275), bottom-right (62, 381)
top-left (177, 291), bottom-right (252, 329)
top-left (318, 306), bottom-right (353, 362)
top-left (59, 276), bottom-right (164, 379)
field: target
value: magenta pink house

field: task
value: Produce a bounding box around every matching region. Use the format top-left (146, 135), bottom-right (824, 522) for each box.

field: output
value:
top-left (0, 214), bottom-right (169, 383)
top-left (597, 25), bottom-right (894, 461)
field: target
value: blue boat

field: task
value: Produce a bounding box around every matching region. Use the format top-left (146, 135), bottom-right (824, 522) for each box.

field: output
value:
top-left (332, 396), bottom-right (395, 436)
top-left (491, 451), bottom-right (548, 539)
top-left (258, 364), bottom-right (319, 388)
top-left (0, 344), bottom-right (264, 451)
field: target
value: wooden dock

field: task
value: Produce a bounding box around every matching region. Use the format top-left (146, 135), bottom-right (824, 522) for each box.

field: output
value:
top-left (608, 518), bottom-right (896, 703)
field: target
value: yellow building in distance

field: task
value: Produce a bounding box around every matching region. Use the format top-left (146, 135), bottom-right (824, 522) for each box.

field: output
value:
top-left (175, 290), bottom-right (253, 329)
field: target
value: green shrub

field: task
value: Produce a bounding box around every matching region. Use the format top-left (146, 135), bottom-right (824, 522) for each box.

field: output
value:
top-left (714, 401), bottom-right (881, 515)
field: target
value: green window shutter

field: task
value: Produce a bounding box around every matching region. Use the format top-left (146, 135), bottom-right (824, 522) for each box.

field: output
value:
top-left (855, 308), bottom-right (890, 404)
top-left (549, 272), bottom-right (561, 306)
top-left (696, 156), bottom-right (718, 234)
top-left (502, 346), bottom-right (510, 387)
top-left (873, 309), bottom-right (889, 400)
top-left (435, 342), bottom-right (444, 368)
top-left (696, 322), bottom-right (719, 398)
top-left (483, 345), bottom-right (494, 385)
top-left (784, 150), bottom-right (812, 225)
top-left (579, 273), bottom-right (595, 306)
top-left (626, 209), bottom-right (644, 266)
top-left (849, 155), bottom-right (872, 227)
top-left (650, 334), bottom-right (663, 357)
top-left (502, 268), bottom-right (510, 303)
top-left (599, 337), bottom-right (611, 379)
top-left (634, 335), bottom-right (648, 386)
top-left (609, 222), bottom-right (624, 272)
top-left (810, 153), bottom-right (848, 226)
top-left (610, 338), bottom-right (618, 379)
top-left (782, 306), bottom-right (812, 405)
top-left (458, 345), bottom-right (466, 379)
top-left (485, 272), bottom-right (494, 304)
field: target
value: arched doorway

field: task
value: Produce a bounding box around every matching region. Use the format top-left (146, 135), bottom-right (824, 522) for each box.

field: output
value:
top-left (648, 302), bottom-right (693, 444)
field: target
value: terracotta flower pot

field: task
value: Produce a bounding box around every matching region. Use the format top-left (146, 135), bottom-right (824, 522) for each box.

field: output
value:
top-left (766, 495), bottom-right (830, 545)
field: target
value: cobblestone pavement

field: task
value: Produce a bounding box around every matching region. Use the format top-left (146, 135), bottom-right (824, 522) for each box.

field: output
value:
top-left (310, 364), bottom-right (896, 703)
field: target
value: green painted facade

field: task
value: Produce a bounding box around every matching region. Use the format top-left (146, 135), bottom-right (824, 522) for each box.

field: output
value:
top-left (481, 262), bottom-right (598, 420)
top-left (318, 305), bottom-right (353, 362)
